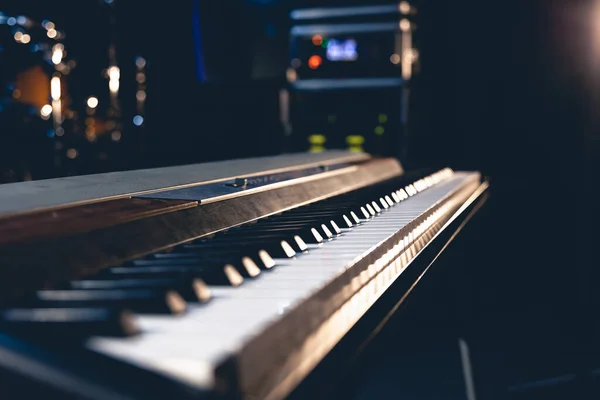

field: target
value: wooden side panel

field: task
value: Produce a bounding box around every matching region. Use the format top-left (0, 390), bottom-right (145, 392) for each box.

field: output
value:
top-left (0, 199), bottom-right (198, 245)
top-left (0, 158), bottom-right (402, 303)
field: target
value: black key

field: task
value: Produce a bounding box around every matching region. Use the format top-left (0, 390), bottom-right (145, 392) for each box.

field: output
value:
top-left (181, 239), bottom-right (297, 259)
top-left (277, 213), bottom-right (353, 229)
top-left (238, 219), bottom-right (342, 236)
top-left (0, 308), bottom-right (139, 338)
top-left (130, 254), bottom-right (268, 275)
top-left (235, 226), bottom-right (326, 243)
top-left (29, 289), bottom-right (187, 315)
top-left (281, 209), bottom-right (346, 218)
top-left (258, 213), bottom-right (339, 223)
top-left (231, 238), bottom-right (301, 257)
top-left (213, 225), bottom-right (327, 244)
top-left (174, 235), bottom-right (307, 255)
top-left (105, 265), bottom-right (244, 286)
top-left (69, 277), bottom-right (211, 303)
top-left (269, 216), bottom-right (338, 225)
top-left (197, 231), bottom-right (295, 243)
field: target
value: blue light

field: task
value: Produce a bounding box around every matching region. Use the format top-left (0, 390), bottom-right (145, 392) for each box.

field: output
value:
top-left (326, 38), bottom-right (358, 61)
top-left (46, 129), bottom-right (55, 138)
top-left (16, 16), bottom-right (26, 25)
top-left (133, 115), bottom-right (144, 126)
top-left (105, 0), bottom-right (114, 4)
top-left (7, 17), bottom-right (16, 26)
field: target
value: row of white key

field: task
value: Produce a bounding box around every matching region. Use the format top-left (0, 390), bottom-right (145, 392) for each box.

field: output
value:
top-left (86, 169), bottom-right (469, 390)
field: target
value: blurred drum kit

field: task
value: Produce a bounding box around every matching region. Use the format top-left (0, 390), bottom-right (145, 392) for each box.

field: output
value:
top-left (0, 2), bottom-right (144, 183)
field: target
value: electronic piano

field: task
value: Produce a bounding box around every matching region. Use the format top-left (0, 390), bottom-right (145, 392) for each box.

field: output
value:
top-left (0, 151), bottom-right (488, 399)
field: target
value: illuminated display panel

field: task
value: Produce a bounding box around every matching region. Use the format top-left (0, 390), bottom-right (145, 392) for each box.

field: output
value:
top-left (326, 38), bottom-right (358, 61)
top-left (290, 31), bottom-right (401, 80)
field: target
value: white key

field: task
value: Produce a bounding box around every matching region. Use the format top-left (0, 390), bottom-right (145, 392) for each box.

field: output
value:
top-left (86, 172), bottom-right (477, 393)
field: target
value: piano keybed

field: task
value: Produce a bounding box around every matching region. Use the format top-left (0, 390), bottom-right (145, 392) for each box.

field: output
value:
top-left (0, 153), bottom-right (488, 399)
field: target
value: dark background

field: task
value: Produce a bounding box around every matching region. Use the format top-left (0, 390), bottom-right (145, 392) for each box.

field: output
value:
top-left (1, 0), bottom-right (597, 397)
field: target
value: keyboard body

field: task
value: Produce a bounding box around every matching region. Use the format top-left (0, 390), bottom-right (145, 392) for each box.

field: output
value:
top-left (0, 151), bottom-right (488, 399)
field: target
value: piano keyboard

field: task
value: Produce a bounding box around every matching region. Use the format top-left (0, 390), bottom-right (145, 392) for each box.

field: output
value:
top-left (0, 152), bottom-right (488, 399)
